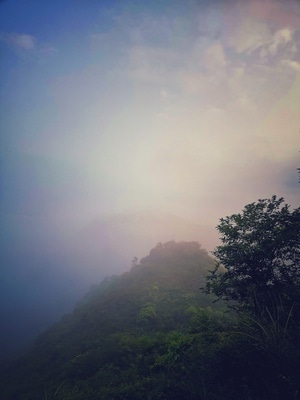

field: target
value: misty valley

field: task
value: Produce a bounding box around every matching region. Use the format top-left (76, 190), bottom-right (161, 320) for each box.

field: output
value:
top-left (1, 197), bottom-right (299, 400)
top-left (0, 211), bottom-right (217, 361)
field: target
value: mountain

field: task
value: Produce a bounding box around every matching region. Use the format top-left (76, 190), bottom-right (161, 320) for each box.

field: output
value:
top-left (0, 210), bottom-right (218, 363)
top-left (72, 210), bottom-right (218, 279)
top-left (0, 241), bottom-right (222, 400)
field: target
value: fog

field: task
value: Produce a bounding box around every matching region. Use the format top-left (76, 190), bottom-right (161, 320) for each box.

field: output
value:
top-left (0, 0), bottom-right (299, 361)
top-left (0, 210), bottom-right (218, 360)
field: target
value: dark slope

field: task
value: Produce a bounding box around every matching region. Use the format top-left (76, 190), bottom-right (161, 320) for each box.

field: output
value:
top-left (1, 241), bottom-right (222, 400)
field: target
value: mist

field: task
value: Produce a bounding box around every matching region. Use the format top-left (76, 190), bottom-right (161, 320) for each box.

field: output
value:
top-left (0, 0), bottom-right (299, 361)
top-left (0, 210), bottom-right (218, 361)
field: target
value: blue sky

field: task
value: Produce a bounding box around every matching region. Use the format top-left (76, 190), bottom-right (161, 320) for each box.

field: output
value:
top-left (1, 0), bottom-right (299, 236)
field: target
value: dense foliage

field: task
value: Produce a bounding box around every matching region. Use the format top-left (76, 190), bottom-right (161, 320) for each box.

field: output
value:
top-left (1, 199), bottom-right (299, 400)
top-left (206, 196), bottom-right (300, 317)
top-left (205, 196), bottom-right (300, 399)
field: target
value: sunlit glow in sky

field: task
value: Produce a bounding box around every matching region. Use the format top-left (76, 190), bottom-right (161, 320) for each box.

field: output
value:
top-left (1, 0), bottom-right (299, 230)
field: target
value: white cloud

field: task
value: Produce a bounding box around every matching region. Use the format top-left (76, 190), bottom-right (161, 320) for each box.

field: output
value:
top-left (281, 59), bottom-right (300, 71)
top-left (268, 28), bottom-right (293, 55)
top-left (0, 32), bottom-right (36, 50)
top-left (228, 19), bottom-right (272, 54)
top-left (228, 20), bottom-right (296, 62)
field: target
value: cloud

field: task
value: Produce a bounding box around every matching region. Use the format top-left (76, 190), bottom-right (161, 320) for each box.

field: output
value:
top-left (0, 32), bottom-right (58, 60)
top-left (225, 0), bottom-right (299, 62)
top-left (124, 0), bottom-right (299, 123)
top-left (268, 28), bottom-right (293, 55)
top-left (128, 45), bottom-right (179, 84)
top-left (202, 42), bottom-right (227, 70)
top-left (4, 0), bottom-right (298, 222)
top-left (281, 59), bottom-right (300, 71)
top-left (227, 19), bottom-right (272, 54)
top-left (0, 32), bottom-right (36, 50)
top-left (258, 27), bottom-right (296, 61)
top-left (227, 22), bottom-right (295, 59)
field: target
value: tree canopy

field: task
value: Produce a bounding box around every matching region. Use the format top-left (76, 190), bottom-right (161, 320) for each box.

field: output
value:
top-left (206, 195), bottom-right (300, 317)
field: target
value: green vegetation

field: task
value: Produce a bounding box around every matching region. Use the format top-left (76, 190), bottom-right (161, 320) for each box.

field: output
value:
top-left (206, 196), bottom-right (300, 316)
top-left (1, 197), bottom-right (299, 400)
top-left (205, 196), bottom-right (300, 399)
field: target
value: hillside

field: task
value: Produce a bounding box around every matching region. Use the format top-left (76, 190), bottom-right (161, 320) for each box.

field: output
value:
top-left (72, 210), bottom-right (218, 278)
top-left (2, 238), bottom-right (298, 400)
top-left (0, 210), bottom-right (218, 363)
top-left (1, 241), bottom-right (223, 400)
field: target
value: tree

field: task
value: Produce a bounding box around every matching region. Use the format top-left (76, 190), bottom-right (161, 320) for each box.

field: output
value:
top-left (204, 196), bottom-right (300, 399)
top-left (205, 196), bottom-right (300, 318)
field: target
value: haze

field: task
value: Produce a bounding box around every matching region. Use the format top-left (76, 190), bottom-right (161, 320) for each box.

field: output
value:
top-left (0, 0), bottom-right (299, 361)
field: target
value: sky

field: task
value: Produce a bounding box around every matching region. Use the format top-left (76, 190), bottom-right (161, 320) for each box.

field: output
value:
top-left (0, 0), bottom-right (300, 358)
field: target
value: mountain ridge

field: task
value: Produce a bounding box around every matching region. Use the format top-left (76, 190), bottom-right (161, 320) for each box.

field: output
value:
top-left (0, 210), bottom-right (218, 363)
top-left (1, 241), bottom-right (221, 400)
